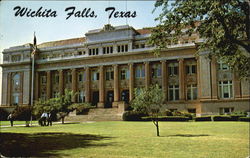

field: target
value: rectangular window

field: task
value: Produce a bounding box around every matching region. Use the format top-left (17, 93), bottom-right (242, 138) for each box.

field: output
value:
top-left (152, 64), bottom-right (161, 78)
top-left (78, 91), bottom-right (85, 103)
top-left (188, 108), bottom-right (196, 113)
top-left (41, 76), bottom-right (47, 84)
top-left (168, 63), bottom-right (178, 76)
top-left (218, 60), bottom-right (229, 70)
top-left (65, 72), bottom-right (72, 84)
top-left (135, 65), bottom-right (145, 78)
top-left (92, 70), bottom-right (99, 81)
top-left (219, 81), bottom-right (233, 99)
top-left (117, 44), bottom-right (128, 53)
top-left (187, 84), bottom-right (197, 100)
top-left (120, 69), bottom-right (129, 80)
top-left (106, 68), bottom-right (114, 81)
top-left (53, 74), bottom-right (59, 84)
top-left (78, 73), bottom-right (83, 82)
top-left (186, 65), bottom-right (196, 74)
top-left (220, 107), bottom-right (234, 114)
top-left (168, 85), bottom-right (179, 101)
top-left (88, 48), bottom-right (99, 56)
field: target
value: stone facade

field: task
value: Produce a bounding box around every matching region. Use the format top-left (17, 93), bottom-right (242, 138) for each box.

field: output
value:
top-left (1, 24), bottom-right (249, 115)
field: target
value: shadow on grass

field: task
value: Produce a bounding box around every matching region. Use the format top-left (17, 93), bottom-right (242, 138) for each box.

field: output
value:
top-left (167, 134), bottom-right (210, 137)
top-left (0, 132), bottom-right (114, 157)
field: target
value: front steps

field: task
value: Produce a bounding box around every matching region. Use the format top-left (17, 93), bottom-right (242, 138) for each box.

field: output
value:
top-left (65, 108), bottom-right (123, 122)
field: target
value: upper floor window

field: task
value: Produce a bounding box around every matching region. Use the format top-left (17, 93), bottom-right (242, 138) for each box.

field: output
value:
top-left (77, 51), bottom-right (85, 56)
top-left (13, 74), bottom-right (20, 87)
top-left (168, 63), bottom-right (178, 76)
top-left (135, 65), bottom-right (145, 78)
top-left (41, 75), bottom-right (47, 85)
top-left (103, 46), bottom-right (113, 54)
top-left (117, 44), bottom-right (128, 53)
top-left (65, 72), bottom-right (72, 84)
top-left (168, 85), bottom-right (179, 101)
top-left (53, 73), bottom-right (59, 84)
top-left (187, 84), bottom-right (197, 100)
top-left (92, 70), bottom-right (99, 81)
top-left (106, 68), bottom-right (114, 81)
top-left (89, 48), bottom-right (99, 56)
top-left (152, 64), bottom-right (161, 78)
top-left (120, 68), bottom-right (129, 80)
top-left (78, 72), bottom-right (85, 82)
top-left (219, 80), bottom-right (233, 99)
top-left (218, 61), bottom-right (229, 70)
top-left (186, 65), bottom-right (196, 75)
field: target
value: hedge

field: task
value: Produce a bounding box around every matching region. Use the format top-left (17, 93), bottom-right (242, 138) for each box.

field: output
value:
top-left (195, 116), bottom-right (212, 121)
top-left (122, 111), bottom-right (148, 121)
top-left (142, 116), bottom-right (189, 122)
top-left (239, 117), bottom-right (250, 122)
top-left (213, 116), bottom-right (235, 121)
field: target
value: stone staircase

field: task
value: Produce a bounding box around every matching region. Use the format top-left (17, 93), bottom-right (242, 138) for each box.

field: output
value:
top-left (65, 108), bottom-right (123, 122)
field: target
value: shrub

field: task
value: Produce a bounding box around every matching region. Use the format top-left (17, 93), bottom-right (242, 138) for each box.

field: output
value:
top-left (12, 106), bottom-right (32, 121)
top-left (142, 116), bottom-right (189, 122)
top-left (213, 115), bottom-right (235, 121)
top-left (195, 116), bottom-right (212, 121)
top-left (239, 117), bottom-right (250, 122)
top-left (122, 111), bottom-right (148, 121)
top-left (0, 108), bottom-right (9, 121)
top-left (230, 114), bottom-right (246, 121)
top-left (68, 103), bottom-right (94, 115)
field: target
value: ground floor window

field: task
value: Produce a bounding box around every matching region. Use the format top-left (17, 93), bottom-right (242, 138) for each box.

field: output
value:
top-left (187, 84), bottom-right (197, 100)
top-left (219, 81), bottom-right (233, 99)
top-left (220, 107), bottom-right (234, 114)
top-left (168, 85), bottom-right (179, 101)
top-left (78, 91), bottom-right (85, 103)
top-left (12, 93), bottom-right (19, 105)
top-left (188, 108), bottom-right (196, 113)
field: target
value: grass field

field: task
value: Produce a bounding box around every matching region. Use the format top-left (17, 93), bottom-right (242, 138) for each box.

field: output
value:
top-left (0, 121), bottom-right (249, 158)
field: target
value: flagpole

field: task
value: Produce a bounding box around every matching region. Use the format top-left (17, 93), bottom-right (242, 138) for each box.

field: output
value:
top-left (30, 32), bottom-right (36, 126)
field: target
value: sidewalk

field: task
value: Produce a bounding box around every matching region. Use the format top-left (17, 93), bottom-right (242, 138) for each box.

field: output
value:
top-left (0, 121), bottom-right (95, 128)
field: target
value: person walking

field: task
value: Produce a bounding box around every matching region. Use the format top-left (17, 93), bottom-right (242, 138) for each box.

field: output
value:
top-left (7, 113), bottom-right (14, 127)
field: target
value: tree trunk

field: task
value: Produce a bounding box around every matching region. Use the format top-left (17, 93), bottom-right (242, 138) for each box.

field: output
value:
top-left (62, 117), bottom-right (64, 124)
top-left (155, 120), bottom-right (160, 137)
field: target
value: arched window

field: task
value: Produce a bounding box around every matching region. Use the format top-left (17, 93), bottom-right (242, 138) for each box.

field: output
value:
top-left (13, 73), bottom-right (20, 87)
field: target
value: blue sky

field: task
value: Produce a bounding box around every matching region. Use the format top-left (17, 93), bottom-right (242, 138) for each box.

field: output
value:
top-left (0, 0), bottom-right (161, 52)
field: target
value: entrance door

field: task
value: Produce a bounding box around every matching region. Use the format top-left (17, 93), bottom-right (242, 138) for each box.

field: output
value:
top-left (105, 91), bottom-right (114, 108)
top-left (92, 91), bottom-right (99, 107)
top-left (121, 90), bottom-right (129, 104)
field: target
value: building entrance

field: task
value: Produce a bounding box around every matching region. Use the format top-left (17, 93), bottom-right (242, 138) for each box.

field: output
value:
top-left (105, 91), bottom-right (114, 108)
top-left (92, 91), bottom-right (99, 107)
top-left (121, 90), bottom-right (129, 104)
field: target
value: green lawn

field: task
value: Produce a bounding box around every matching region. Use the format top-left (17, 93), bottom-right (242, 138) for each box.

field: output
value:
top-left (0, 121), bottom-right (249, 158)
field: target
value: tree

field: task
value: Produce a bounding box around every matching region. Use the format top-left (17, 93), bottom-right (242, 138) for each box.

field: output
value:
top-left (33, 89), bottom-right (77, 124)
top-left (149, 0), bottom-right (250, 77)
top-left (131, 84), bottom-right (166, 136)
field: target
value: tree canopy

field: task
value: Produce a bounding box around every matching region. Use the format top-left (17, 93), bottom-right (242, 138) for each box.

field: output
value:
top-left (131, 84), bottom-right (166, 136)
top-left (149, 0), bottom-right (250, 77)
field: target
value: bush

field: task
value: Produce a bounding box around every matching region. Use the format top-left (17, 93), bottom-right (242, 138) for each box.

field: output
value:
top-left (195, 116), bottom-right (212, 121)
top-left (0, 108), bottom-right (9, 121)
top-left (68, 103), bottom-right (94, 115)
top-left (142, 116), bottom-right (189, 122)
top-left (230, 114), bottom-right (245, 121)
top-left (122, 111), bottom-right (148, 121)
top-left (213, 116), bottom-right (235, 121)
top-left (12, 106), bottom-right (32, 121)
top-left (239, 117), bottom-right (250, 122)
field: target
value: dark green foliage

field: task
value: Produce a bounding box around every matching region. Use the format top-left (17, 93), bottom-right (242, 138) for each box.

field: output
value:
top-left (239, 117), bottom-right (250, 122)
top-left (142, 116), bottom-right (189, 122)
top-left (195, 116), bottom-right (212, 122)
top-left (230, 114), bottom-right (246, 121)
top-left (12, 106), bottom-right (32, 121)
top-left (68, 103), bottom-right (93, 115)
top-left (122, 111), bottom-right (148, 121)
top-left (150, 0), bottom-right (250, 77)
top-left (0, 108), bottom-right (9, 121)
top-left (213, 116), bottom-right (235, 121)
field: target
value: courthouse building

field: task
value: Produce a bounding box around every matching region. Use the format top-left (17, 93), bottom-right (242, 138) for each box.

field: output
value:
top-left (1, 24), bottom-right (249, 116)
